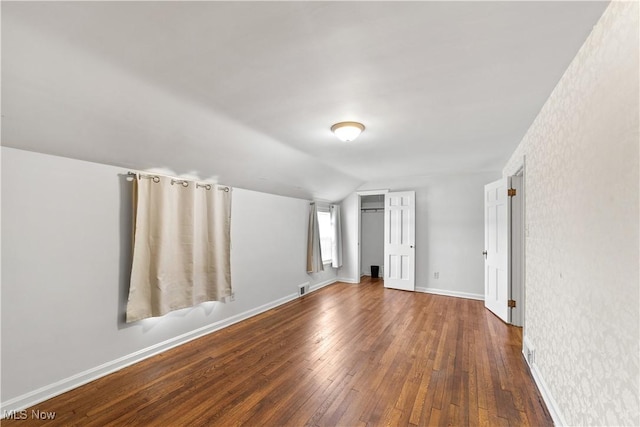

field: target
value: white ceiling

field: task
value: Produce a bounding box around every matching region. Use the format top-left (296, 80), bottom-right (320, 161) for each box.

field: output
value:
top-left (2, 1), bottom-right (609, 201)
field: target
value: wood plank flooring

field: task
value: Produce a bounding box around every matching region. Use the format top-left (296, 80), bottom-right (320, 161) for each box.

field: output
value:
top-left (4, 278), bottom-right (552, 426)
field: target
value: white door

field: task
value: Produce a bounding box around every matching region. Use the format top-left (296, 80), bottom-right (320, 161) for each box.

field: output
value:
top-left (484, 178), bottom-right (510, 322)
top-left (384, 191), bottom-right (415, 291)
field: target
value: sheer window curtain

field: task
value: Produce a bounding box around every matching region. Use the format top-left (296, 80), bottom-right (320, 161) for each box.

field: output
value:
top-left (306, 202), bottom-right (324, 273)
top-left (126, 175), bottom-right (232, 323)
top-left (330, 204), bottom-right (343, 268)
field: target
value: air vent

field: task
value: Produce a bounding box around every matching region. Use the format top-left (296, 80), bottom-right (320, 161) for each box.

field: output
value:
top-left (298, 282), bottom-right (310, 297)
top-left (523, 337), bottom-right (535, 367)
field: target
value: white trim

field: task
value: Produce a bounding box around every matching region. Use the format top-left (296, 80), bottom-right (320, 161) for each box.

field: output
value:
top-left (337, 277), bottom-right (360, 284)
top-left (356, 189), bottom-right (389, 196)
top-left (309, 278), bottom-right (337, 292)
top-left (525, 351), bottom-right (566, 426)
top-left (416, 286), bottom-right (484, 301)
top-left (1, 280), bottom-right (338, 417)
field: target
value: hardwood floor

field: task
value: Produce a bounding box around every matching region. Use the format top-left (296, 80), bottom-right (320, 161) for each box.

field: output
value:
top-left (5, 278), bottom-right (552, 426)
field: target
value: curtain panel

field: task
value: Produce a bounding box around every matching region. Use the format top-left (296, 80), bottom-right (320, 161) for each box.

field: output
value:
top-left (126, 175), bottom-right (232, 323)
top-left (330, 204), bottom-right (343, 268)
top-left (306, 203), bottom-right (324, 273)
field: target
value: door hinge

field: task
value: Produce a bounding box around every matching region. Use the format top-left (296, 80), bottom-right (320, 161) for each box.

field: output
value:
top-left (508, 299), bottom-right (516, 308)
top-left (508, 188), bottom-right (516, 197)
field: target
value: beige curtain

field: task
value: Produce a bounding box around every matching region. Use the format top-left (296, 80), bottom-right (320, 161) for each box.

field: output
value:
top-left (126, 175), bottom-right (232, 323)
top-left (330, 204), bottom-right (343, 268)
top-left (306, 202), bottom-right (324, 273)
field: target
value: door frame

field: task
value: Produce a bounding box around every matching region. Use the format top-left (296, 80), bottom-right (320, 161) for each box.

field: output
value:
top-left (356, 190), bottom-right (389, 283)
top-left (511, 161), bottom-right (526, 329)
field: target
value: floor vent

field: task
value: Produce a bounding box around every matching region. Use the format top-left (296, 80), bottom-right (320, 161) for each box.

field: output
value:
top-left (523, 336), bottom-right (535, 367)
top-left (527, 348), bottom-right (535, 366)
top-left (298, 283), bottom-right (310, 297)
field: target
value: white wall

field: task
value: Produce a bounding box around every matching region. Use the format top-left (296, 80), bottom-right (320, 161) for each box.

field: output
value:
top-left (343, 171), bottom-right (499, 298)
top-left (1, 147), bottom-right (337, 410)
top-left (503, 2), bottom-right (638, 425)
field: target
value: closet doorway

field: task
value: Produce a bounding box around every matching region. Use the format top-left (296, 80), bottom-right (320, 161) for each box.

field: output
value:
top-left (359, 194), bottom-right (385, 279)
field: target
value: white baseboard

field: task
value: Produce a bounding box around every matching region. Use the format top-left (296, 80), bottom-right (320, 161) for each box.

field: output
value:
top-left (309, 278), bottom-right (337, 292)
top-left (416, 286), bottom-right (484, 301)
top-left (1, 283), bottom-right (337, 416)
top-left (336, 277), bottom-right (360, 284)
top-left (524, 350), bottom-right (566, 426)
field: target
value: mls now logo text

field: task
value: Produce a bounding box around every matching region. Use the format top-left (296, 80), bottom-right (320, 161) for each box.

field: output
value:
top-left (3, 409), bottom-right (56, 420)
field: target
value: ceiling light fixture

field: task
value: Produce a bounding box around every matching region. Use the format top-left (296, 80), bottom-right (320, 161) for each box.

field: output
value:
top-left (331, 121), bottom-right (365, 142)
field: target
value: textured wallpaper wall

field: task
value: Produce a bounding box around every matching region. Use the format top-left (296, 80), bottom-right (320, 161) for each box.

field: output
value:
top-left (504, 2), bottom-right (639, 425)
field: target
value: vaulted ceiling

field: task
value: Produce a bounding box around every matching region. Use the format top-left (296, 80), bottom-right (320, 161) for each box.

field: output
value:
top-left (2, 1), bottom-right (609, 201)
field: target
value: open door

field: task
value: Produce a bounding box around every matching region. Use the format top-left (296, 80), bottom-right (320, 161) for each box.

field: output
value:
top-left (384, 191), bottom-right (415, 291)
top-left (484, 178), bottom-right (510, 322)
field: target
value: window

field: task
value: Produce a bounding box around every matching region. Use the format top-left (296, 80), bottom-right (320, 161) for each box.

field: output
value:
top-left (317, 209), bottom-right (332, 264)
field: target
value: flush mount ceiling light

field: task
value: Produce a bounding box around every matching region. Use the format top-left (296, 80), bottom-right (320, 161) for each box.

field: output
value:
top-left (331, 121), bottom-right (365, 142)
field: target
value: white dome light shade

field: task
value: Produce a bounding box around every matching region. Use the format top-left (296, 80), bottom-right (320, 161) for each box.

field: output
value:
top-left (331, 121), bottom-right (365, 142)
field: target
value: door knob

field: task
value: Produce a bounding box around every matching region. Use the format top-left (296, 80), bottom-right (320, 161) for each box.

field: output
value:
top-left (482, 250), bottom-right (487, 259)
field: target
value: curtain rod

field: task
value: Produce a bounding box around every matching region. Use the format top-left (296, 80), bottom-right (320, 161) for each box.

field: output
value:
top-left (127, 171), bottom-right (230, 192)
top-left (310, 201), bottom-right (339, 207)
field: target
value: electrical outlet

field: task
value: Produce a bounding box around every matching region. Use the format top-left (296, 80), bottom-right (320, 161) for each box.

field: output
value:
top-left (227, 293), bottom-right (235, 302)
top-left (434, 272), bottom-right (439, 279)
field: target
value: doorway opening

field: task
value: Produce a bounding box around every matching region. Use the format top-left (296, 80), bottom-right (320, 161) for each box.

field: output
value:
top-left (356, 190), bottom-right (388, 284)
top-left (360, 194), bottom-right (384, 280)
